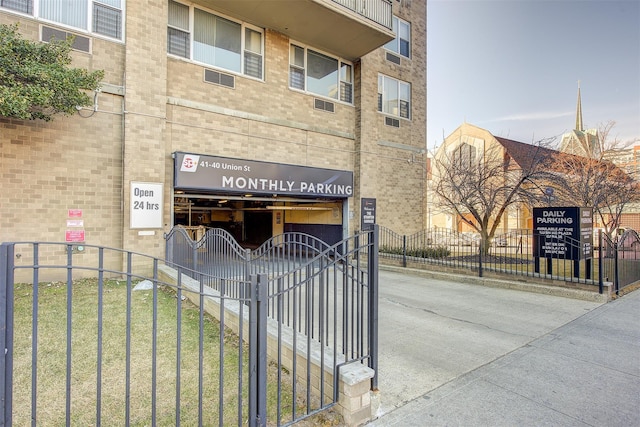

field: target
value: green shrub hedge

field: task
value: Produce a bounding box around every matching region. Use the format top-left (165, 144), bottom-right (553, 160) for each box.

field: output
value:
top-left (379, 245), bottom-right (450, 259)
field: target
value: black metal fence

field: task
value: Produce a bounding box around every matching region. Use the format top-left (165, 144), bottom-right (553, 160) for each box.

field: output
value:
top-left (1, 242), bottom-right (261, 426)
top-left (1, 228), bottom-right (378, 426)
top-left (599, 228), bottom-right (640, 294)
top-left (165, 226), bottom-right (379, 422)
top-left (379, 226), bottom-right (640, 294)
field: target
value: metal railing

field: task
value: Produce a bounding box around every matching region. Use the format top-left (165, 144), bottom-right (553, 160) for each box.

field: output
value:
top-left (378, 226), bottom-right (640, 294)
top-left (166, 226), bottom-right (379, 423)
top-left (1, 242), bottom-right (260, 426)
top-left (332, 0), bottom-right (393, 29)
top-left (599, 228), bottom-right (640, 294)
top-left (2, 227), bottom-right (379, 426)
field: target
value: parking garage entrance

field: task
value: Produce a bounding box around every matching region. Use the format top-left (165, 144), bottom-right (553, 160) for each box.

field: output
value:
top-left (173, 152), bottom-right (354, 248)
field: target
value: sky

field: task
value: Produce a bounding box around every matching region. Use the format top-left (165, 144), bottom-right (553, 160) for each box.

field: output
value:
top-left (426, 0), bottom-right (640, 150)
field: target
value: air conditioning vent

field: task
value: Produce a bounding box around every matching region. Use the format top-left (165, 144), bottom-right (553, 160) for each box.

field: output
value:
top-left (41, 26), bottom-right (91, 53)
top-left (204, 69), bottom-right (235, 89)
top-left (385, 117), bottom-right (400, 128)
top-left (314, 98), bottom-right (335, 113)
top-left (386, 52), bottom-right (401, 65)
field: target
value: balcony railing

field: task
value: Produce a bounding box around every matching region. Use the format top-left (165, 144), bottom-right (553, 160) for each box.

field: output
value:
top-left (332, 0), bottom-right (393, 29)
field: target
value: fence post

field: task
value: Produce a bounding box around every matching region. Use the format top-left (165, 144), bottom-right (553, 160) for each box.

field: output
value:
top-left (478, 239), bottom-right (483, 278)
top-left (598, 230), bottom-right (603, 294)
top-left (614, 240), bottom-right (620, 295)
top-left (402, 235), bottom-right (407, 268)
top-left (248, 274), bottom-right (267, 427)
top-left (1, 243), bottom-right (15, 426)
top-left (164, 232), bottom-right (171, 264)
top-left (246, 248), bottom-right (252, 274)
top-left (192, 241), bottom-right (198, 276)
top-left (369, 226), bottom-right (379, 390)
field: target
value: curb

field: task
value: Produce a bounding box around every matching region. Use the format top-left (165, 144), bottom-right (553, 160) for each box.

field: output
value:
top-left (379, 264), bottom-right (610, 303)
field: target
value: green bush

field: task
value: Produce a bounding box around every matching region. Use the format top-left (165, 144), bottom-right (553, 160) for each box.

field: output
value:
top-left (380, 245), bottom-right (450, 259)
top-left (379, 245), bottom-right (403, 255)
top-left (0, 24), bottom-right (103, 121)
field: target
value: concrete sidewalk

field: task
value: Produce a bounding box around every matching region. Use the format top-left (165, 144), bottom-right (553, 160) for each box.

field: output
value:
top-left (367, 271), bottom-right (640, 426)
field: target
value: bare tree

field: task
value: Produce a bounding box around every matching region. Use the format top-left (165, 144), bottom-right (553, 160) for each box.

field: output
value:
top-left (432, 139), bottom-right (554, 254)
top-left (551, 121), bottom-right (640, 239)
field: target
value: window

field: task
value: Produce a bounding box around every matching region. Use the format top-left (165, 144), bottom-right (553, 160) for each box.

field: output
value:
top-left (168, 0), bottom-right (189, 57)
top-left (1, 0), bottom-right (31, 14)
top-left (244, 28), bottom-right (263, 79)
top-left (378, 74), bottom-right (410, 119)
top-left (454, 143), bottom-right (477, 168)
top-left (93, 0), bottom-right (122, 39)
top-left (40, 0), bottom-right (88, 31)
top-left (1, 0), bottom-right (123, 40)
top-left (289, 45), bottom-right (305, 90)
top-left (340, 63), bottom-right (353, 104)
top-left (193, 9), bottom-right (241, 73)
top-left (384, 16), bottom-right (410, 58)
top-left (289, 43), bottom-right (353, 104)
top-left (167, 1), bottom-right (263, 80)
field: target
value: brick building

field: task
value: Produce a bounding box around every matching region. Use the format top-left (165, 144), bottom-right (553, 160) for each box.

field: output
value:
top-left (0, 0), bottom-right (427, 261)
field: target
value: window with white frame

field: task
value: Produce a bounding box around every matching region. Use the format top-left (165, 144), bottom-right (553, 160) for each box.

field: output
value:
top-left (1, 0), bottom-right (123, 40)
top-left (289, 43), bottom-right (353, 104)
top-left (167, 0), bottom-right (263, 80)
top-left (384, 16), bottom-right (410, 58)
top-left (378, 74), bottom-right (410, 119)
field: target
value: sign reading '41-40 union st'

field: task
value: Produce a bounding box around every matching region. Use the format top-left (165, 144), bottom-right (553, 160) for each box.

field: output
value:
top-left (174, 152), bottom-right (354, 199)
top-left (533, 207), bottom-right (593, 260)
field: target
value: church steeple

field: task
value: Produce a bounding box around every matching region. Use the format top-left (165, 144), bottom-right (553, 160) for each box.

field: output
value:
top-left (575, 81), bottom-right (583, 131)
top-left (560, 82), bottom-right (599, 157)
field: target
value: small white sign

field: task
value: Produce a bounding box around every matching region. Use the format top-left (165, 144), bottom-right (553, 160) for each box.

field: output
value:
top-left (66, 219), bottom-right (84, 227)
top-left (130, 182), bottom-right (163, 229)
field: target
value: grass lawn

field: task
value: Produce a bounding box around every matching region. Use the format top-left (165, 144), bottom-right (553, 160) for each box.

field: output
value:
top-left (11, 278), bottom-right (300, 426)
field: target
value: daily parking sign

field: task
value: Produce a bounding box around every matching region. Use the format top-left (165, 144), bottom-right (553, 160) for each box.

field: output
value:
top-left (533, 207), bottom-right (593, 260)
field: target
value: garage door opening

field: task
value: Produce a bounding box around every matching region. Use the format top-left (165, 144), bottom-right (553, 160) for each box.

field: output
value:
top-left (173, 195), bottom-right (345, 248)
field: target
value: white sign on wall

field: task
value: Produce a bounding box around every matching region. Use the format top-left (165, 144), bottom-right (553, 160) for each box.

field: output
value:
top-left (130, 182), bottom-right (163, 229)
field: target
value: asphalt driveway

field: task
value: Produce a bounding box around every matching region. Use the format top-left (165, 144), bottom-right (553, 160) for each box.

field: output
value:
top-left (372, 268), bottom-right (605, 418)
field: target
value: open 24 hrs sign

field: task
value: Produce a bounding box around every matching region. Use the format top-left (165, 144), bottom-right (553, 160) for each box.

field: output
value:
top-left (130, 182), bottom-right (163, 229)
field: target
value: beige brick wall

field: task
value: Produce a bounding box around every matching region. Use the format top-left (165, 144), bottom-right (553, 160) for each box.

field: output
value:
top-left (355, 0), bottom-right (428, 233)
top-left (163, 24), bottom-right (360, 235)
top-left (0, 110), bottom-right (123, 239)
top-left (0, 13), bottom-right (125, 256)
top-left (119, 1), bottom-right (169, 262)
top-left (166, 29), bottom-right (356, 131)
top-left (1, 0), bottom-right (428, 255)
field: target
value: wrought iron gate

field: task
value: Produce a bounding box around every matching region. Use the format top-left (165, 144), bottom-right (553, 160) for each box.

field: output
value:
top-left (164, 226), bottom-right (379, 425)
